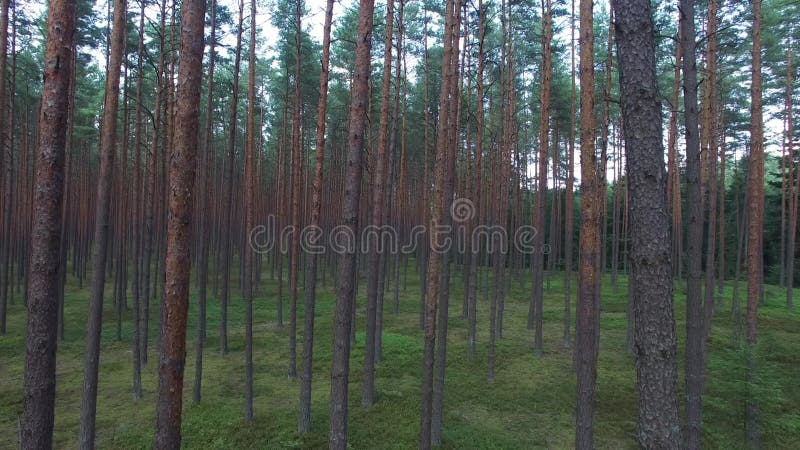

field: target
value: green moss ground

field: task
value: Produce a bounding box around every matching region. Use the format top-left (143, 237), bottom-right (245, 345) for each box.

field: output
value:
top-left (1, 264), bottom-right (798, 449)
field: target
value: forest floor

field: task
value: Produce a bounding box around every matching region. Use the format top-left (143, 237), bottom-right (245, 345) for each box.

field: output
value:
top-left (1, 263), bottom-right (799, 449)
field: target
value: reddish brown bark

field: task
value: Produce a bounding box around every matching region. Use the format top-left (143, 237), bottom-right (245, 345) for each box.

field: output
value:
top-left (243, 0), bottom-right (256, 422)
top-left (131, 0), bottom-right (147, 400)
top-left (576, 0), bottom-right (600, 446)
top-left (419, 0), bottom-right (456, 447)
top-left (531, 0), bottom-right (552, 356)
top-left (193, 0), bottom-right (216, 404)
top-left (745, 0), bottom-right (764, 444)
top-left (363, 0), bottom-right (394, 407)
top-left (219, 0), bottom-right (243, 355)
top-left (299, 0), bottom-right (334, 433)
top-left (466, 0), bottom-right (485, 360)
top-left (563, 0), bottom-right (576, 349)
top-left (666, 32), bottom-right (683, 278)
top-left (329, 0), bottom-right (374, 446)
top-left (0, 0), bottom-right (11, 335)
top-left (287, 0), bottom-right (302, 381)
top-left (786, 44), bottom-right (796, 310)
top-left (153, 0), bottom-right (205, 445)
top-left (20, 0), bottom-right (75, 446)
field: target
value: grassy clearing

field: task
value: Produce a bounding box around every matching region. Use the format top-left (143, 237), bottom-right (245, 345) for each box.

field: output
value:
top-left (1, 262), bottom-right (798, 449)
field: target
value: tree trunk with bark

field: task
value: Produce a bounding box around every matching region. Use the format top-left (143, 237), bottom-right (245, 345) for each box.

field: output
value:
top-left (329, 0), bottom-right (374, 446)
top-left (363, 0), bottom-right (393, 407)
top-left (531, 0), bottom-right (551, 357)
top-left (419, 0), bottom-right (456, 447)
top-left (680, 0), bottom-right (706, 445)
top-left (0, 0), bottom-right (11, 336)
top-left (576, 0), bottom-right (600, 446)
top-left (193, 0), bottom-right (216, 404)
top-left (20, 0), bottom-right (75, 445)
top-left (466, 0), bottom-right (485, 360)
top-left (243, 0), bottom-right (257, 422)
top-left (785, 44), bottom-right (796, 311)
top-left (563, 0), bottom-right (576, 349)
top-left (80, 0), bottom-right (126, 444)
top-left (299, 0), bottom-right (334, 434)
top-left (219, 0), bottom-right (243, 356)
top-left (287, 0), bottom-right (303, 381)
top-left (745, 0), bottom-right (764, 445)
top-left (153, 0), bottom-right (205, 446)
top-left (131, 0), bottom-right (147, 400)
top-left (612, 0), bottom-right (683, 445)
top-left (666, 32), bottom-right (683, 278)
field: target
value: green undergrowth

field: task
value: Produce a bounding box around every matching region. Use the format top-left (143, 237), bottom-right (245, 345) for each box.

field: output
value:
top-left (0, 262), bottom-right (798, 448)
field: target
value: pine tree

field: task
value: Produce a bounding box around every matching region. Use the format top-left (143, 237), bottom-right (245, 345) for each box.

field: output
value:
top-left (153, 0), bottom-right (206, 445)
top-left (20, 0), bottom-right (76, 446)
top-left (576, 0), bottom-right (601, 446)
top-left (613, 0), bottom-right (682, 445)
top-left (329, 0), bottom-right (375, 446)
top-left (80, 0), bottom-right (126, 444)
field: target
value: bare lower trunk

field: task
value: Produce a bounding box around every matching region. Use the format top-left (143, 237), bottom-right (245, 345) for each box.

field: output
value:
top-left (193, 0), bottom-right (216, 404)
top-left (153, 0), bottom-right (205, 445)
top-left (329, 0), bottom-right (374, 446)
top-left (363, 0), bottom-right (394, 406)
top-left (613, 0), bottom-right (682, 445)
top-left (531, 0), bottom-right (551, 357)
top-left (298, 0), bottom-right (333, 434)
top-left (680, 0), bottom-right (706, 445)
top-left (575, 0), bottom-right (600, 446)
top-left (80, 0), bottom-right (126, 445)
top-left (419, 0), bottom-right (456, 447)
top-left (20, 0), bottom-right (75, 445)
top-left (745, 0), bottom-right (764, 445)
top-left (243, 0), bottom-right (257, 422)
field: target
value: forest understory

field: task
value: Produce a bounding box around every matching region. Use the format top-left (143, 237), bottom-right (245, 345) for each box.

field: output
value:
top-left (2, 263), bottom-right (797, 449)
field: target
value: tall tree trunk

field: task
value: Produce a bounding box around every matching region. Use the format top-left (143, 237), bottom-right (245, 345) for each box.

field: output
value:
top-left (328, 0), bottom-right (374, 446)
top-left (702, 0), bottom-right (719, 341)
top-left (193, 0), bottom-right (216, 404)
top-left (599, 11), bottom-right (614, 274)
top-left (667, 31), bottom-right (683, 278)
top-left (57, 44), bottom-right (77, 343)
top-left (718, 111), bottom-right (727, 297)
top-left (243, 0), bottom-right (257, 422)
top-left (80, 0), bottom-right (126, 444)
top-left (131, 0), bottom-right (148, 400)
top-left (576, 0), bottom-right (600, 446)
top-left (153, 0), bottom-right (205, 444)
top-left (431, 5), bottom-right (462, 443)
top-left (287, 0), bottom-right (303, 381)
top-left (563, 0), bottom-right (576, 349)
top-left (680, 0), bottom-right (705, 445)
top-left (466, 0), bottom-right (485, 360)
top-left (419, 0), bottom-right (456, 447)
top-left (785, 43), bottom-right (796, 311)
top-left (298, 0), bottom-right (334, 433)
top-left (745, 0), bottom-right (763, 444)
top-left (20, 0), bottom-right (75, 445)
top-left (363, 0), bottom-right (393, 407)
top-left (531, 0), bottom-right (551, 357)
top-left (220, 0), bottom-right (244, 355)
top-left (0, 0), bottom-right (11, 335)
top-left (612, 0), bottom-right (683, 445)
top-left (141, 0), bottom-right (170, 368)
